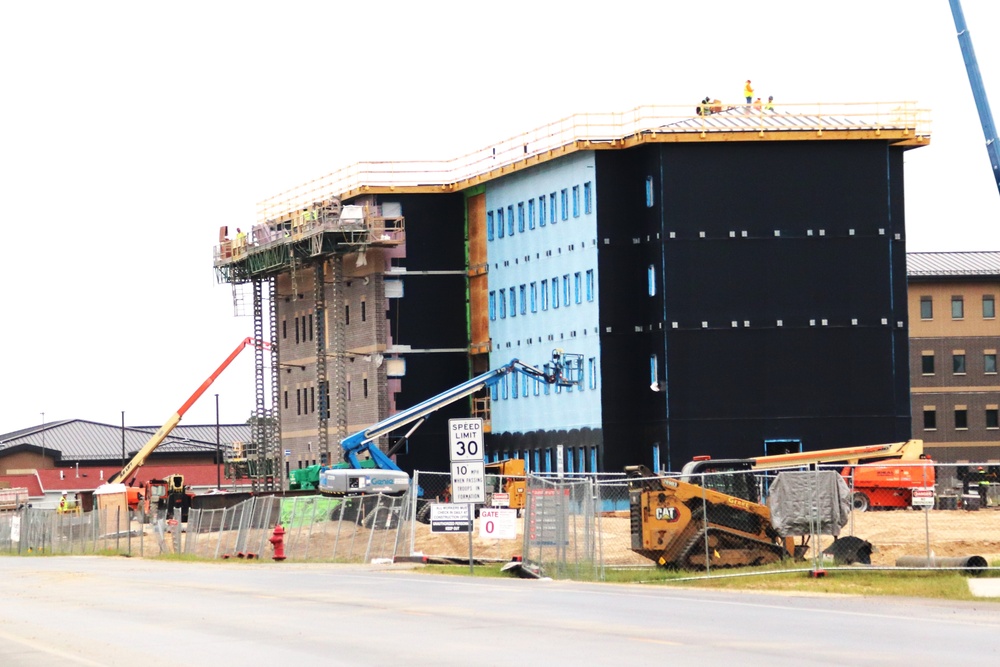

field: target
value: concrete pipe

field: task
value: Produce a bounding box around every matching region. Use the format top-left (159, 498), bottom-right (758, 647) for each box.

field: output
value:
top-left (895, 555), bottom-right (988, 575)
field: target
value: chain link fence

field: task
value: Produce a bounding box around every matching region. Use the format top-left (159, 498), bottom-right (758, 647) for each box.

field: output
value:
top-left (184, 494), bottom-right (407, 562)
top-left (3, 462), bottom-right (998, 578)
top-left (0, 506), bottom-right (147, 556)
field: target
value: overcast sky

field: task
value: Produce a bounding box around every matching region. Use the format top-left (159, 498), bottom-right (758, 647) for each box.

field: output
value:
top-left (1, 0), bottom-right (998, 436)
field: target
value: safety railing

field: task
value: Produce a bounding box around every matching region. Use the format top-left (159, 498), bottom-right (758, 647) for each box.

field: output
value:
top-left (254, 101), bottom-right (930, 222)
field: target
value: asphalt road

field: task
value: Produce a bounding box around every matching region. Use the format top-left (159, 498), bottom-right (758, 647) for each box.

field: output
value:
top-left (1, 557), bottom-right (999, 666)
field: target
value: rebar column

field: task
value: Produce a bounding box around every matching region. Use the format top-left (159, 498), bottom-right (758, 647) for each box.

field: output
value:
top-left (267, 277), bottom-right (282, 490)
top-left (314, 261), bottom-right (329, 462)
top-left (329, 255), bottom-right (348, 463)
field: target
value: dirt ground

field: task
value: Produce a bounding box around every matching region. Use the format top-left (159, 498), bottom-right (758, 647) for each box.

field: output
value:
top-left (407, 506), bottom-right (1000, 568)
top-left (127, 505), bottom-right (1000, 568)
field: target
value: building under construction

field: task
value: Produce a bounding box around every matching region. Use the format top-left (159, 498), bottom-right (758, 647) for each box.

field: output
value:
top-left (213, 101), bottom-right (931, 481)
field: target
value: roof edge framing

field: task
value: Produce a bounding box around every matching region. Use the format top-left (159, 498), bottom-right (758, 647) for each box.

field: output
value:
top-left (256, 102), bottom-right (930, 221)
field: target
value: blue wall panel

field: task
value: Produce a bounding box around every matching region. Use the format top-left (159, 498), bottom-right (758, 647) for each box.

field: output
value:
top-left (484, 151), bottom-right (603, 441)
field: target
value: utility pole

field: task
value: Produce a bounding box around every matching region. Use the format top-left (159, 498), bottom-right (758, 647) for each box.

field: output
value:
top-left (215, 393), bottom-right (221, 489)
top-left (121, 411), bottom-right (126, 469)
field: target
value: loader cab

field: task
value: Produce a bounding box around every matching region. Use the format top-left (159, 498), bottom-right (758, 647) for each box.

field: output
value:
top-left (680, 457), bottom-right (761, 504)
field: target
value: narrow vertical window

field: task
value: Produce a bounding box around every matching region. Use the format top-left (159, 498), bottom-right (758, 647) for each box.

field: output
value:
top-left (283, 390), bottom-right (288, 409)
top-left (539, 196), bottom-right (546, 227)
top-left (541, 279), bottom-right (549, 310)
top-left (984, 295), bottom-right (996, 319)
top-left (953, 352), bottom-right (966, 374)
top-left (507, 205), bottom-right (514, 236)
top-left (588, 357), bottom-right (597, 390)
top-left (650, 354), bottom-right (658, 386)
top-left (574, 272), bottom-right (582, 304)
top-left (498, 208), bottom-right (505, 238)
top-left (295, 317), bottom-right (300, 344)
top-left (487, 211), bottom-right (495, 241)
top-left (519, 285), bottom-right (527, 315)
top-left (509, 287), bottom-right (516, 318)
top-left (347, 380), bottom-right (352, 401)
top-left (489, 291), bottom-right (496, 321)
top-left (518, 202), bottom-right (525, 233)
top-left (919, 296), bottom-right (932, 319)
top-left (310, 386), bottom-right (315, 413)
top-left (572, 185), bottom-right (580, 218)
top-left (552, 277), bottom-right (560, 308)
top-left (952, 296), bottom-right (964, 319)
top-left (530, 282), bottom-right (537, 312)
top-left (586, 269), bottom-right (594, 301)
top-left (645, 175), bottom-right (654, 207)
top-left (282, 319), bottom-right (287, 339)
top-left (986, 353), bottom-right (998, 374)
top-left (308, 314), bottom-right (313, 341)
top-left (363, 378), bottom-right (369, 398)
top-left (499, 288), bottom-right (507, 318)
top-left (560, 189), bottom-right (569, 221)
top-left (361, 300), bottom-right (367, 322)
top-left (296, 389), bottom-right (301, 415)
top-left (512, 371), bottom-right (519, 398)
top-left (528, 199), bottom-right (535, 230)
top-left (987, 407), bottom-right (999, 429)
top-left (584, 181), bottom-right (592, 214)
top-left (549, 193), bottom-right (557, 224)
top-left (921, 353), bottom-right (934, 374)
top-left (345, 304), bottom-right (350, 325)
top-left (648, 264), bottom-right (656, 296)
top-left (563, 274), bottom-right (570, 306)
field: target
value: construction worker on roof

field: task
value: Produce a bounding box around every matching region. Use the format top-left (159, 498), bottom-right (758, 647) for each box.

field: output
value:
top-left (764, 95), bottom-right (774, 112)
top-left (744, 80), bottom-right (754, 104)
top-left (753, 97), bottom-right (763, 112)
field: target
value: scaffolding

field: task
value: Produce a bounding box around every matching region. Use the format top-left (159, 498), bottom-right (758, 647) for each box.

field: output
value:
top-left (214, 199), bottom-right (405, 488)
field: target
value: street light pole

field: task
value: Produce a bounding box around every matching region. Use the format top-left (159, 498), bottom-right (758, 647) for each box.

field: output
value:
top-left (215, 393), bottom-right (221, 489)
top-left (121, 411), bottom-right (126, 469)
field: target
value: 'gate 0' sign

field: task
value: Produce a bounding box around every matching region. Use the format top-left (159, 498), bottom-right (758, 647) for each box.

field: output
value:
top-left (448, 418), bottom-right (484, 461)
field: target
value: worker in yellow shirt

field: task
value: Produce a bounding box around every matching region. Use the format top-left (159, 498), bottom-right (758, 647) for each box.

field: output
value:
top-left (744, 80), bottom-right (754, 104)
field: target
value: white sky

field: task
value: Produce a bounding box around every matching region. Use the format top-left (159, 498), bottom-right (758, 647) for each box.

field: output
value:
top-left (1, 0), bottom-right (998, 436)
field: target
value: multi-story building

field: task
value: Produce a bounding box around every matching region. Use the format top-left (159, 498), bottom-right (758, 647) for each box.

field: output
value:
top-left (908, 251), bottom-right (1000, 462)
top-left (214, 102), bottom-right (929, 479)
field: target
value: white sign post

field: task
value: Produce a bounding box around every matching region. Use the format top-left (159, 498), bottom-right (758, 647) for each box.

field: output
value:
top-left (449, 418), bottom-right (485, 573)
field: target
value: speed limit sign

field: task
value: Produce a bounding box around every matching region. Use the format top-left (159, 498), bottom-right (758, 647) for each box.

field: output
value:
top-left (449, 418), bottom-right (485, 503)
top-left (448, 418), bottom-right (484, 461)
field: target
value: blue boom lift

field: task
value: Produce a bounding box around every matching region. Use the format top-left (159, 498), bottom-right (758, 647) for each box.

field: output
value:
top-left (949, 0), bottom-right (1000, 196)
top-left (287, 349), bottom-right (583, 495)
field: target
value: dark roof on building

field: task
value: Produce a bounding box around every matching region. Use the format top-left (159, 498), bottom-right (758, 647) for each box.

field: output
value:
top-left (0, 463), bottom-right (256, 497)
top-left (0, 419), bottom-right (251, 463)
top-left (907, 251), bottom-right (1000, 278)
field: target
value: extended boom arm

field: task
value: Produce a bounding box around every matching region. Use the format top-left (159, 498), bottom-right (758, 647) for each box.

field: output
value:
top-left (949, 0), bottom-right (1000, 195)
top-left (109, 337), bottom-right (269, 485)
top-left (339, 349), bottom-right (583, 470)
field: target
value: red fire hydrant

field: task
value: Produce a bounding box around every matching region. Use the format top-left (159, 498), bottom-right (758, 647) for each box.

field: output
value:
top-left (269, 523), bottom-right (286, 561)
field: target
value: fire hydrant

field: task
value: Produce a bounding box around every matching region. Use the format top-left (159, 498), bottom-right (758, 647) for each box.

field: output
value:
top-left (269, 523), bottom-right (286, 561)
